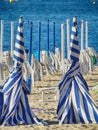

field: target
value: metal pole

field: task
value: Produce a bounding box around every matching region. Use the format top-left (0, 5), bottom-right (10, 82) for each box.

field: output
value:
top-left (85, 21), bottom-right (88, 49)
top-left (53, 22), bottom-right (55, 54)
top-left (66, 19), bottom-right (70, 60)
top-left (38, 21), bottom-right (41, 62)
top-left (0, 20), bottom-right (4, 62)
top-left (81, 20), bottom-right (84, 50)
top-left (11, 21), bottom-right (14, 57)
top-left (61, 24), bottom-right (65, 77)
top-left (28, 22), bottom-right (33, 93)
top-left (29, 22), bottom-right (33, 65)
top-left (47, 19), bottom-right (49, 56)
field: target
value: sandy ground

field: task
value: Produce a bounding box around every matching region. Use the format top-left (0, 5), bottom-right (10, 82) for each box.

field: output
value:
top-left (0, 67), bottom-right (98, 130)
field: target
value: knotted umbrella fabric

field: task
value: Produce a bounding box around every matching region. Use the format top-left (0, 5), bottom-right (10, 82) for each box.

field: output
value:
top-left (57, 16), bottom-right (98, 124)
top-left (1, 17), bottom-right (44, 126)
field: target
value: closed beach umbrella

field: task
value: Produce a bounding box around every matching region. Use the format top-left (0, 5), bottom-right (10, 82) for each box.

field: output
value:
top-left (79, 49), bottom-right (94, 74)
top-left (87, 47), bottom-right (97, 65)
top-left (57, 16), bottom-right (98, 124)
top-left (1, 17), bottom-right (45, 126)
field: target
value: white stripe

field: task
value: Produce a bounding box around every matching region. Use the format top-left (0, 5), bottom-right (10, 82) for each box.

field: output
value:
top-left (21, 91), bottom-right (32, 124)
top-left (59, 63), bottom-right (79, 93)
top-left (78, 87), bottom-right (89, 123)
top-left (9, 83), bottom-right (21, 112)
top-left (3, 84), bottom-right (22, 125)
top-left (72, 26), bottom-right (76, 32)
top-left (60, 79), bottom-right (72, 102)
top-left (71, 34), bottom-right (78, 41)
top-left (87, 98), bottom-right (97, 123)
top-left (70, 42), bottom-right (79, 50)
top-left (70, 51), bottom-right (79, 58)
top-left (62, 116), bottom-right (68, 124)
top-left (76, 76), bottom-right (98, 123)
top-left (78, 82), bottom-right (97, 123)
top-left (58, 96), bottom-right (69, 122)
top-left (71, 81), bottom-right (81, 123)
top-left (3, 70), bottom-right (22, 94)
top-left (76, 76), bottom-right (95, 101)
top-left (14, 51), bottom-right (24, 59)
top-left (33, 117), bottom-right (43, 125)
top-left (16, 34), bottom-right (24, 42)
top-left (60, 93), bottom-right (71, 124)
top-left (15, 42), bottom-right (24, 50)
top-left (91, 103), bottom-right (98, 120)
top-left (18, 26), bottom-right (23, 33)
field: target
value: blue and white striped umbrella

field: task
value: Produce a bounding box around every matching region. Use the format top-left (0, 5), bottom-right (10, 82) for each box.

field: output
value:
top-left (57, 16), bottom-right (98, 124)
top-left (1, 17), bottom-right (45, 126)
top-left (70, 16), bottom-right (80, 63)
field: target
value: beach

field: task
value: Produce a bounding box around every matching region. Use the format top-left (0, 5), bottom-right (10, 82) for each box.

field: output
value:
top-left (1, 0), bottom-right (98, 129)
top-left (1, 67), bottom-right (98, 130)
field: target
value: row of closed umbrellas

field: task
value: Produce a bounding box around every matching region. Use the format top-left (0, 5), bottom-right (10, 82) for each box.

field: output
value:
top-left (0, 16), bottom-right (97, 126)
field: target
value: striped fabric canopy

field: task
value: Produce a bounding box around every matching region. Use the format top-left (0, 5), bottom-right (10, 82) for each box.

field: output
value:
top-left (0, 17), bottom-right (45, 126)
top-left (14, 17), bottom-right (24, 65)
top-left (57, 17), bottom-right (98, 124)
top-left (70, 16), bottom-right (80, 63)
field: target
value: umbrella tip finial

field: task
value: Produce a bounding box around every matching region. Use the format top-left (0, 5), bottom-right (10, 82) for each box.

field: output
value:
top-left (20, 16), bottom-right (23, 20)
top-left (73, 16), bottom-right (77, 22)
top-left (19, 16), bottom-right (23, 24)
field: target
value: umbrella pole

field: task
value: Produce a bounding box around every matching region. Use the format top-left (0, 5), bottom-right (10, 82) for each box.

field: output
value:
top-left (81, 20), bottom-right (84, 50)
top-left (38, 21), bottom-right (41, 62)
top-left (85, 21), bottom-right (88, 49)
top-left (53, 22), bottom-right (55, 54)
top-left (47, 19), bottom-right (49, 56)
top-left (66, 19), bottom-right (70, 60)
top-left (11, 21), bottom-right (14, 58)
top-left (29, 22), bottom-right (33, 65)
top-left (28, 22), bottom-right (33, 93)
top-left (61, 24), bottom-right (65, 77)
top-left (0, 20), bottom-right (4, 80)
top-left (0, 20), bottom-right (4, 63)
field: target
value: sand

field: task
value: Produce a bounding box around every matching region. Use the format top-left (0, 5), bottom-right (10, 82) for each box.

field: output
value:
top-left (0, 67), bottom-right (98, 130)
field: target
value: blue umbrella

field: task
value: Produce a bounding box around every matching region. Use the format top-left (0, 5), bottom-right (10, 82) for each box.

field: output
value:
top-left (57, 16), bottom-right (98, 124)
top-left (0, 17), bottom-right (45, 126)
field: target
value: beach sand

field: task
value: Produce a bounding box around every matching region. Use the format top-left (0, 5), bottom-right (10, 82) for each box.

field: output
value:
top-left (1, 67), bottom-right (98, 130)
